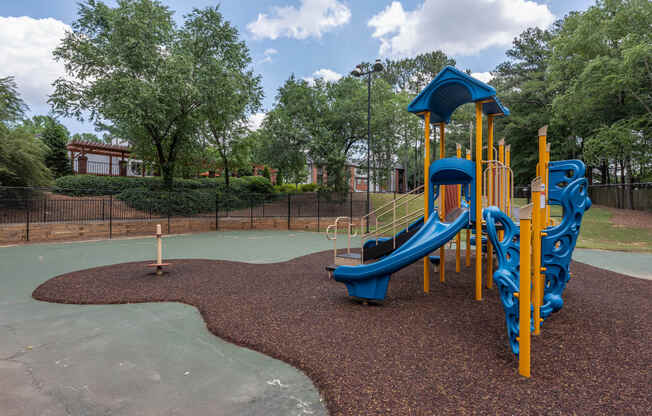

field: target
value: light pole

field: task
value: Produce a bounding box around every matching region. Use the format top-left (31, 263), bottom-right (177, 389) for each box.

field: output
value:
top-left (351, 59), bottom-right (384, 233)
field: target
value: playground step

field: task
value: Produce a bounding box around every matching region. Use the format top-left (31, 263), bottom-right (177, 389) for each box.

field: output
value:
top-left (337, 253), bottom-right (362, 260)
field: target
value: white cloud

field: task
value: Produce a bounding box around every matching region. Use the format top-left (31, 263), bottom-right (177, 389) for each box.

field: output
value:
top-left (248, 112), bottom-right (266, 131)
top-left (368, 0), bottom-right (555, 57)
top-left (303, 68), bottom-right (342, 86)
top-left (471, 72), bottom-right (493, 83)
top-left (247, 0), bottom-right (351, 40)
top-left (0, 16), bottom-right (70, 110)
top-left (259, 48), bottom-right (279, 64)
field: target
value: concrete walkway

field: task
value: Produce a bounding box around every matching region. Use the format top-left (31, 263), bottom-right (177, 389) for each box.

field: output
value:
top-left (0, 231), bottom-right (340, 416)
top-left (573, 248), bottom-right (652, 280)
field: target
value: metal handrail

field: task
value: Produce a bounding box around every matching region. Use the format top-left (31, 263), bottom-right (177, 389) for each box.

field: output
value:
top-left (483, 161), bottom-right (514, 214)
top-left (360, 185), bottom-right (424, 224)
top-left (359, 186), bottom-right (427, 257)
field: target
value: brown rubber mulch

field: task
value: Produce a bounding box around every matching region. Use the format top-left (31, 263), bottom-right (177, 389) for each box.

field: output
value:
top-left (33, 251), bottom-right (651, 415)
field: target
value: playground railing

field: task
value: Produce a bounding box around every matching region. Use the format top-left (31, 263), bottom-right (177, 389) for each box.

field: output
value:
top-left (358, 185), bottom-right (425, 253)
top-left (482, 161), bottom-right (514, 216)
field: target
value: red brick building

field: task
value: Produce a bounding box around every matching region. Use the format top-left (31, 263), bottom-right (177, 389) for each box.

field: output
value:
top-left (308, 163), bottom-right (407, 193)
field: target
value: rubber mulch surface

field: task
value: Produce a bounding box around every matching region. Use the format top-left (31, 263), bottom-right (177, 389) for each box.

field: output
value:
top-left (33, 250), bottom-right (651, 415)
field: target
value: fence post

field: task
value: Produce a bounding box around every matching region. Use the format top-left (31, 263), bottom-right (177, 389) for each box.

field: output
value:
top-left (250, 195), bottom-right (254, 229)
top-left (350, 192), bottom-right (353, 218)
top-left (109, 194), bottom-right (113, 239)
top-left (25, 200), bottom-right (30, 241)
top-left (43, 199), bottom-right (47, 223)
top-left (215, 192), bottom-right (219, 231)
top-left (287, 194), bottom-right (291, 230)
top-left (167, 189), bottom-right (171, 234)
top-left (317, 193), bottom-right (320, 232)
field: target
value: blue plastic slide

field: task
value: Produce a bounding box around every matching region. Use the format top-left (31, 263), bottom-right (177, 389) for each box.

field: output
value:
top-left (333, 208), bottom-right (469, 300)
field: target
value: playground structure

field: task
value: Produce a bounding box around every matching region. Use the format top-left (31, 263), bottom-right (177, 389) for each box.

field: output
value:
top-left (325, 66), bottom-right (592, 377)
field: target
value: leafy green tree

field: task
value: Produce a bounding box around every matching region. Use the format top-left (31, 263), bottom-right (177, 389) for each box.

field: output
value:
top-left (0, 77), bottom-right (29, 124)
top-left (491, 26), bottom-right (559, 185)
top-left (548, 0), bottom-right (651, 183)
top-left (50, 0), bottom-right (259, 189)
top-left (40, 117), bottom-right (73, 178)
top-left (0, 80), bottom-right (52, 186)
top-left (189, 7), bottom-right (262, 188)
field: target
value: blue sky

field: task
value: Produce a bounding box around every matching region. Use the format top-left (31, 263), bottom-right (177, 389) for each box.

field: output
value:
top-left (0, 0), bottom-right (595, 135)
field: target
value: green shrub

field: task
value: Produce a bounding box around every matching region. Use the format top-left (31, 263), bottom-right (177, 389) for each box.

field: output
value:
top-left (274, 183), bottom-right (299, 194)
top-left (240, 176), bottom-right (274, 194)
top-left (117, 187), bottom-right (218, 215)
top-left (53, 174), bottom-right (274, 216)
top-left (299, 183), bottom-right (319, 192)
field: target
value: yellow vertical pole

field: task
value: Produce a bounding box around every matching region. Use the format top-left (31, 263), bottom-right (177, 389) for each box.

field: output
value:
top-left (475, 102), bottom-right (483, 301)
top-left (465, 149), bottom-right (472, 268)
top-left (518, 204), bottom-right (533, 378)
top-left (531, 177), bottom-right (544, 335)
top-left (455, 143), bottom-right (462, 273)
top-left (423, 112), bottom-right (431, 293)
top-left (506, 144), bottom-right (511, 217)
top-left (498, 139), bottom-right (505, 211)
top-left (546, 142), bottom-right (551, 226)
top-left (439, 122), bottom-right (446, 283)
top-left (538, 126), bottom-right (548, 231)
top-left (486, 115), bottom-right (494, 289)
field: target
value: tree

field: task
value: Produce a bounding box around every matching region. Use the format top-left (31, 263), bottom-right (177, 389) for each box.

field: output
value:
top-left (548, 0), bottom-right (651, 183)
top-left (40, 117), bottom-right (73, 178)
top-left (491, 26), bottom-right (559, 184)
top-left (0, 77), bottom-right (29, 124)
top-left (0, 78), bottom-right (52, 187)
top-left (50, 0), bottom-right (259, 189)
top-left (262, 165), bottom-right (271, 181)
top-left (187, 6), bottom-right (262, 188)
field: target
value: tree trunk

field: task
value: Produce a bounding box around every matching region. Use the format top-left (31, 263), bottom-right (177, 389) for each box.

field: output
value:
top-left (161, 163), bottom-right (174, 190)
top-left (223, 158), bottom-right (230, 189)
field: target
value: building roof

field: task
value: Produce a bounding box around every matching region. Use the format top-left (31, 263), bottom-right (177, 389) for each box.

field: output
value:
top-left (407, 66), bottom-right (509, 123)
top-left (67, 140), bottom-right (131, 157)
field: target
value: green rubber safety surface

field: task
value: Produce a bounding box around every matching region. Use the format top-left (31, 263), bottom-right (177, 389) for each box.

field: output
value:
top-left (0, 231), bottom-right (357, 416)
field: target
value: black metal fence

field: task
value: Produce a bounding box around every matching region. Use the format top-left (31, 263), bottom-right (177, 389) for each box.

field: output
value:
top-left (513, 183), bottom-right (652, 211)
top-left (0, 186), bottom-right (387, 241)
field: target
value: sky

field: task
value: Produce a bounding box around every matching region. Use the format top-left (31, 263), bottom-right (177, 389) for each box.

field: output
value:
top-left (0, 0), bottom-right (595, 135)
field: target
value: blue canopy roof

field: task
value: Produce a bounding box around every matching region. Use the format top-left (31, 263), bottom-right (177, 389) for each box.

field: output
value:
top-left (407, 66), bottom-right (509, 123)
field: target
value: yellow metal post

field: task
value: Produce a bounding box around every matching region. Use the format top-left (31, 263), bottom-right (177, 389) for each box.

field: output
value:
top-left (486, 115), bottom-right (494, 289)
top-left (455, 143), bottom-right (462, 273)
top-left (538, 126), bottom-right (548, 231)
top-left (498, 139), bottom-right (505, 211)
top-left (465, 149), bottom-right (472, 268)
top-left (506, 144), bottom-right (511, 217)
top-left (546, 142), bottom-right (551, 226)
top-left (475, 102), bottom-right (483, 301)
top-left (439, 122), bottom-right (446, 283)
top-left (518, 203), bottom-right (533, 378)
top-left (531, 177), bottom-right (544, 335)
top-left (423, 112), bottom-right (431, 293)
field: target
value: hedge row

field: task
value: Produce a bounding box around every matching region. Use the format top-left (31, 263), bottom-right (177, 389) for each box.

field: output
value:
top-left (53, 175), bottom-right (273, 196)
top-left (273, 183), bottom-right (321, 193)
top-left (115, 188), bottom-right (282, 215)
top-left (53, 175), bottom-right (275, 215)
